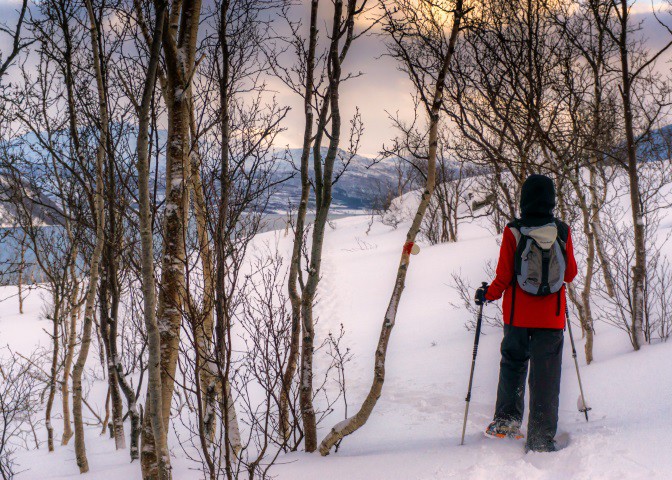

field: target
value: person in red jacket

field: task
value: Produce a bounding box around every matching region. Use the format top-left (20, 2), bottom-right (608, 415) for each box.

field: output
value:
top-left (475, 174), bottom-right (578, 452)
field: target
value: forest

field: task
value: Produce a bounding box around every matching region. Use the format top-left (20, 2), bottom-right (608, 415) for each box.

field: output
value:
top-left (1, 0), bottom-right (672, 478)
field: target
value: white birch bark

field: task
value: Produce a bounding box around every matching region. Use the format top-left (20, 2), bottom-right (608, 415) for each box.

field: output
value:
top-left (137, 2), bottom-right (172, 479)
top-left (71, 0), bottom-right (109, 471)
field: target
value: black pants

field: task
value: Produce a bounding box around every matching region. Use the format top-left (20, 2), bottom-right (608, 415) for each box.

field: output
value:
top-left (494, 324), bottom-right (564, 448)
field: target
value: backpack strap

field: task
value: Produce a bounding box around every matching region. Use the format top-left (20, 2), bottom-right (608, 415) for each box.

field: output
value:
top-left (506, 220), bottom-right (521, 325)
top-left (554, 219), bottom-right (569, 244)
top-left (540, 248), bottom-right (552, 295)
top-left (507, 220), bottom-right (527, 275)
top-left (554, 219), bottom-right (569, 260)
top-left (554, 219), bottom-right (569, 313)
top-left (507, 219), bottom-right (521, 244)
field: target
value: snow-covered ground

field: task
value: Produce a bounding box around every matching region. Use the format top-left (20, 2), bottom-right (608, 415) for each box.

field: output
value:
top-left (2, 193), bottom-right (672, 479)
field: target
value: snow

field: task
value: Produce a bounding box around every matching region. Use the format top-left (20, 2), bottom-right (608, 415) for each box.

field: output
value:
top-left (0, 204), bottom-right (11, 227)
top-left (2, 189), bottom-right (672, 479)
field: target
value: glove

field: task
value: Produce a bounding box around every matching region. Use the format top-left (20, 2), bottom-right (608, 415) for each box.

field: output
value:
top-left (474, 284), bottom-right (489, 306)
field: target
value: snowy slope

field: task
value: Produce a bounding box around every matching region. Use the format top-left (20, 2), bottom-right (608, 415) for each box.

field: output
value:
top-left (2, 179), bottom-right (672, 479)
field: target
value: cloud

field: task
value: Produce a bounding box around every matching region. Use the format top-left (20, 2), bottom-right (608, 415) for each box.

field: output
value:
top-left (4, 0), bottom-right (672, 157)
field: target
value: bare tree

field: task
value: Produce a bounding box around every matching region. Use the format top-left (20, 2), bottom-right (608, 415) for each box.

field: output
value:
top-left (600, 0), bottom-right (672, 350)
top-left (0, 0), bottom-right (30, 82)
top-left (382, 115), bottom-right (479, 244)
top-left (176, 246), bottom-right (296, 479)
top-left (276, 0), bottom-right (320, 446)
top-left (4, 0), bottom-right (97, 454)
top-left (0, 350), bottom-right (42, 480)
top-left (319, 0), bottom-right (467, 455)
top-left (172, 0), bottom-right (292, 474)
top-left (269, 0), bottom-right (369, 452)
top-left (527, 0), bottom-right (620, 363)
top-left (71, 0), bottom-right (109, 470)
top-left (132, 0), bottom-right (173, 477)
top-left (3, 89), bottom-right (83, 456)
top-left (443, 0), bottom-right (550, 220)
top-left (135, 0), bottom-right (205, 476)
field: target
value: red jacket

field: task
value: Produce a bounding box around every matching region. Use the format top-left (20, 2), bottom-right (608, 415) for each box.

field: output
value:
top-left (485, 225), bottom-right (578, 329)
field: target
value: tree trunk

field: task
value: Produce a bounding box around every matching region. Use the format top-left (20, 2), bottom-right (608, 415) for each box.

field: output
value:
top-left (137, 2), bottom-right (171, 479)
top-left (281, 0), bottom-right (319, 445)
top-left (61, 253), bottom-right (79, 446)
top-left (100, 271), bottom-right (126, 449)
top-left (189, 103), bottom-right (242, 454)
top-left (299, 0), bottom-right (363, 451)
top-left (187, 105), bottom-right (220, 445)
top-left (17, 232), bottom-right (26, 314)
top-left (153, 75), bottom-right (190, 441)
top-left (71, 138), bottom-right (105, 472)
top-left (213, 2), bottom-right (243, 471)
top-left (72, 1), bottom-right (109, 471)
top-left (54, 0), bottom-right (87, 452)
top-left (567, 172), bottom-right (595, 364)
top-left (102, 386), bottom-right (111, 436)
top-left (115, 362), bottom-right (141, 460)
top-left (297, 0), bottom-right (344, 450)
top-left (101, 70), bottom-right (127, 449)
top-left (45, 294), bottom-right (61, 452)
top-left (589, 102), bottom-right (615, 297)
top-left (141, 0), bottom-right (203, 476)
top-left (617, 1), bottom-right (646, 350)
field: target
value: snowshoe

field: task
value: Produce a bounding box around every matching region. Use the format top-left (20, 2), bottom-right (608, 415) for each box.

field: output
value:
top-left (525, 440), bottom-right (557, 453)
top-left (525, 433), bottom-right (570, 453)
top-left (484, 420), bottom-right (524, 440)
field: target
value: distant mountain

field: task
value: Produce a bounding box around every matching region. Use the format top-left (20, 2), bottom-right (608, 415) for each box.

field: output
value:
top-left (636, 124), bottom-right (672, 162)
top-left (144, 144), bottom-right (402, 212)
top-left (116, 132), bottom-right (403, 211)
top-left (7, 119), bottom-right (672, 226)
top-left (1, 128), bottom-right (404, 227)
top-left (269, 148), bottom-right (400, 212)
top-left (0, 176), bottom-right (62, 228)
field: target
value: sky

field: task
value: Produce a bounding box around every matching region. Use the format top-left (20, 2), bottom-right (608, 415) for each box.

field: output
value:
top-left (1, 0), bottom-right (672, 156)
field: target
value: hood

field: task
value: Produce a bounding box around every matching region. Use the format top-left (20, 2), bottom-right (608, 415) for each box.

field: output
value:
top-left (520, 174), bottom-right (555, 226)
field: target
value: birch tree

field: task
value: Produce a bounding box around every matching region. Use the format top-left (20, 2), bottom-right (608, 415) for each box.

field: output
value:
top-left (1, 170), bottom-right (79, 453)
top-left (177, 0), bottom-right (290, 473)
top-left (61, 238), bottom-right (80, 445)
top-left (601, 0), bottom-right (672, 350)
top-left (11, 0), bottom-right (91, 453)
top-left (0, 0), bottom-right (30, 82)
top-left (139, 0), bottom-right (204, 476)
top-left (270, 0), bottom-right (369, 452)
top-left (522, 0), bottom-right (618, 363)
top-left (319, 0), bottom-right (467, 455)
top-left (207, 0), bottom-right (287, 468)
top-left (277, 0), bottom-right (319, 445)
top-left (134, 0), bottom-right (172, 478)
top-left (71, 0), bottom-right (110, 470)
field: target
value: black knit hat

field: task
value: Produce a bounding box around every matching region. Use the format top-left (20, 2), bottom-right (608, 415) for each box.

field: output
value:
top-left (520, 174), bottom-right (555, 226)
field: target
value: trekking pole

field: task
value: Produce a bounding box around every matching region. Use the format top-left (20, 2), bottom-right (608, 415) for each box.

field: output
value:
top-left (460, 282), bottom-right (487, 446)
top-left (565, 303), bottom-right (591, 422)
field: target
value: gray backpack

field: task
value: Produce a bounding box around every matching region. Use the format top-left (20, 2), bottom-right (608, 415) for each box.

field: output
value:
top-left (509, 219), bottom-right (568, 296)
